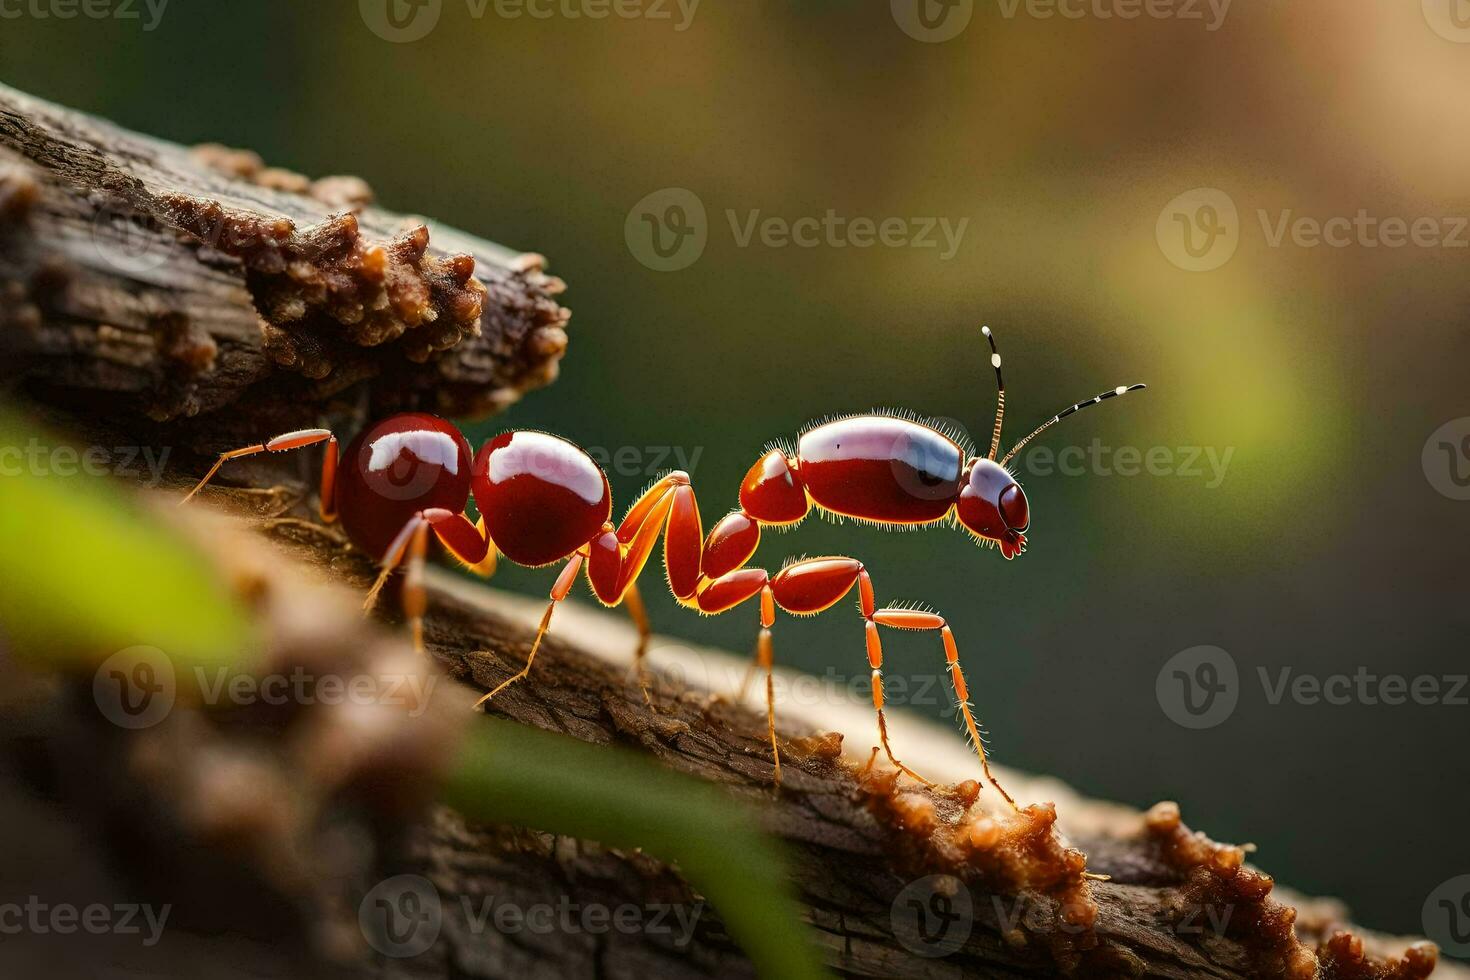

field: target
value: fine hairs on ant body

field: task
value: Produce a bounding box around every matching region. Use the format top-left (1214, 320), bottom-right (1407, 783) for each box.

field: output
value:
top-left (182, 326), bottom-right (1145, 806)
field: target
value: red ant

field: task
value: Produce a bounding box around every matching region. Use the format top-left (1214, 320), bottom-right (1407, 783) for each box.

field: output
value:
top-left (182, 326), bottom-right (1144, 805)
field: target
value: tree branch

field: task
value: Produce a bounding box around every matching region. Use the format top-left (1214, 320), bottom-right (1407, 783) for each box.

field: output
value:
top-left (0, 81), bottom-right (569, 432)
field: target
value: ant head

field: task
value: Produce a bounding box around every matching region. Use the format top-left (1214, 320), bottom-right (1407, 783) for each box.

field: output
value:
top-left (966, 324), bottom-right (1146, 560)
top-left (957, 458), bottom-right (1028, 559)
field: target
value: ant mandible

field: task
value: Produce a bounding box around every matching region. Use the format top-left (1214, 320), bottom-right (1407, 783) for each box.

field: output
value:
top-left (182, 326), bottom-right (1145, 806)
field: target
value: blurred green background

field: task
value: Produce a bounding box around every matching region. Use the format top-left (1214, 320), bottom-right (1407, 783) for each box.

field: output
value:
top-left (4, 0), bottom-right (1468, 944)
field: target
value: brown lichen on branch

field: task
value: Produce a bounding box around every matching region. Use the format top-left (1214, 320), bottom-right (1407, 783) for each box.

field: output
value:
top-left (161, 199), bottom-right (486, 375)
top-left (859, 767), bottom-right (1101, 970)
top-left (0, 82), bottom-right (568, 425)
top-left (1319, 930), bottom-right (1441, 980)
top-left (191, 141), bottom-right (375, 210)
top-left (1144, 802), bottom-right (1438, 980)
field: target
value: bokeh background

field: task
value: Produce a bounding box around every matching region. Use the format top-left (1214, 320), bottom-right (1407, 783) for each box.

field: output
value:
top-left (4, 0), bottom-right (1467, 946)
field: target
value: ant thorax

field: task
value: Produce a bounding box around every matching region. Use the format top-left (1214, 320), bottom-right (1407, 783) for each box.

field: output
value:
top-left (796, 415), bottom-right (965, 526)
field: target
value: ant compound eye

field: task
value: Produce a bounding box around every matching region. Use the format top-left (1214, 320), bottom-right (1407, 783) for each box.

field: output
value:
top-left (957, 457), bottom-right (1012, 540)
top-left (1000, 484), bottom-right (1028, 531)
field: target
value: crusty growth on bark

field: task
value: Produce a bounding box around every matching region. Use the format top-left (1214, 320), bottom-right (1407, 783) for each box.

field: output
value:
top-left (191, 142), bottom-right (376, 210)
top-left (857, 770), bottom-right (1102, 971)
top-left (1144, 803), bottom-right (1438, 980)
top-left (0, 83), bottom-right (568, 423)
top-left (160, 201), bottom-right (486, 372)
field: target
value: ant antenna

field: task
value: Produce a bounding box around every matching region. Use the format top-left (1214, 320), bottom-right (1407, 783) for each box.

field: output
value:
top-left (982, 326), bottom-right (1005, 460)
top-left (998, 383), bottom-right (1147, 467)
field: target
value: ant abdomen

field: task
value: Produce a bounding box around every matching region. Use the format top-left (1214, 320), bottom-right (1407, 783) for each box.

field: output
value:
top-left (796, 415), bottom-right (965, 524)
top-left (338, 413), bottom-right (474, 560)
top-left (473, 431), bottom-right (611, 568)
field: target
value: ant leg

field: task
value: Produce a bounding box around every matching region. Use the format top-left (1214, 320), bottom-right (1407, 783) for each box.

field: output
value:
top-left (605, 472), bottom-right (701, 702)
top-left (362, 512), bottom-right (433, 653)
top-left (756, 584), bottom-right (778, 785)
top-left (769, 558), bottom-right (933, 786)
top-left (318, 434), bottom-right (339, 523)
top-left (730, 585), bottom-right (771, 705)
top-left (872, 608), bottom-right (1018, 810)
top-left (362, 509), bottom-right (487, 654)
top-left (428, 510), bottom-right (497, 577)
top-left (180, 429), bottom-right (339, 522)
top-left (474, 553), bottom-right (585, 709)
top-left (402, 520), bottom-right (431, 654)
top-left (462, 516), bottom-right (499, 577)
top-left (613, 472), bottom-right (683, 586)
top-left (621, 580), bottom-right (654, 704)
top-left (694, 568), bottom-right (781, 785)
top-left (613, 470), bottom-right (703, 602)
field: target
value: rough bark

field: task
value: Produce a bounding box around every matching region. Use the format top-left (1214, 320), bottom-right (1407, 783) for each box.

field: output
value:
top-left (0, 85), bottom-right (1456, 980)
top-left (0, 81), bottom-right (570, 441)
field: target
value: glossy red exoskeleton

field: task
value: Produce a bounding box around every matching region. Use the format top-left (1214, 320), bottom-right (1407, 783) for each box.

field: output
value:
top-left (183, 326), bottom-right (1145, 804)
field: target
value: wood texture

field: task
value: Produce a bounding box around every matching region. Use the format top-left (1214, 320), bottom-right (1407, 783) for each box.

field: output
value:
top-left (0, 82), bottom-right (569, 436)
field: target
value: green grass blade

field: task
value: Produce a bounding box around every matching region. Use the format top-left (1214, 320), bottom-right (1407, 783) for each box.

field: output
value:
top-left (443, 718), bottom-right (831, 979)
top-left (0, 405), bottom-right (252, 670)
